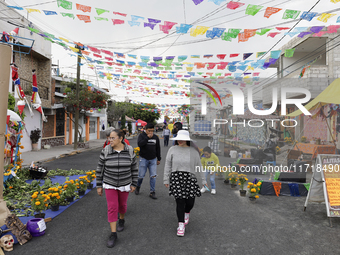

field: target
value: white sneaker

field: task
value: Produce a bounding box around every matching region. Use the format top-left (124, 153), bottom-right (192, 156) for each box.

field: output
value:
top-left (200, 187), bottom-right (207, 193)
top-left (177, 222), bottom-right (185, 236)
top-left (184, 213), bottom-right (190, 225)
top-left (211, 189), bottom-right (216, 195)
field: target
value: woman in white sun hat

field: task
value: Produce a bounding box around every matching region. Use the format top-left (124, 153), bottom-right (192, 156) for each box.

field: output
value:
top-left (164, 130), bottom-right (208, 237)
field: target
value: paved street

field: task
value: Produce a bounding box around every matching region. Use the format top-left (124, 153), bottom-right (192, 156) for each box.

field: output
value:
top-left (10, 136), bottom-right (340, 255)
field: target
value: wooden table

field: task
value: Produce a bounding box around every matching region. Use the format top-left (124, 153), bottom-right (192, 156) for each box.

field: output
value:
top-left (294, 143), bottom-right (336, 159)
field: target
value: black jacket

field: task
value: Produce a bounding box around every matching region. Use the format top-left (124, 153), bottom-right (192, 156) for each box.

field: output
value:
top-left (138, 132), bottom-right (161, 161)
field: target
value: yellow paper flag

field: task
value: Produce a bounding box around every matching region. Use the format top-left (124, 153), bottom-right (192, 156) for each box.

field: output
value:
top-left (59, 37), bottom-right (69, 43)
top-left (317, 13), bottom-right (336, 23)
top-left (190, 26), bottom-right (209, 37)
top-left (69, 46), bottom-right (79, 53)
top-left (186, 67), bottom-right (194, 71)
top-left (26, 8), bottom-right (41, 13)
top-left (331, 0), bottom-right (340, 3)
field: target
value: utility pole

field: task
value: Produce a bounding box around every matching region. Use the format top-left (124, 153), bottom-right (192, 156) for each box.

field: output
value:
top-left (74, 44), bottom-right (82, 149)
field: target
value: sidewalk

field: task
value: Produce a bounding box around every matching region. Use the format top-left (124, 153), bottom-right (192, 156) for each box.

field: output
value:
top-left (21, 139), bottom-right (106, 167)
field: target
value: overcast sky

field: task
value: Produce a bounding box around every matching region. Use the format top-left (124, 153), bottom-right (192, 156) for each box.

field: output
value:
top-left (4, 0), bottom-right (340, 106)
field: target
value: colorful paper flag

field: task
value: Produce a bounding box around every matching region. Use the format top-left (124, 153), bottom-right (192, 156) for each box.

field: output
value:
top-left (26, 8), bottom-right (41, 13)
top-left (243, 53), bottom-right (253, 60)
top-left (245, 4), bottom-right (263, 16)
top-left (282, 10), bottom-right (301, 19)
top-left (298, 32), bottom-right (312, 38)
top-left (57, 0), bottom-right (72, 10)
top-left (77, 15), bottom-right (91, 23)
top-left (112, 19), bottom-right (124, 25)
top-left (7, 6), bottom-right (24, 10)
top-left (221, 28), bottom-right (241, 41)
top-left (226, 1), bottom-right (245, 10)
top-left (160, 21), bottom-right (177, 34)
top-left (178, 56), bottom-right (188, 62)
top-left (264, 7), bottom-right (281, 18)
top-left (96, 8), bottom-right (109, 15)
top-left (256, 52), bottom-right (266, 58)
top-left (268, 32), bottom-right (280, 38)
top-left (208, 0), bottom-right (226, 5)
top-left (176, 24), bottom-right (193, 34)
top-left (216, 54), bottom-right (226, 60)
top-left (95, 17), bottom-right (108, 21)
top-left (76, 3), bottom-right (91, 13)
top-left (206, 28), bottom-right (225, 39)
top-left (192, 0), bottom-right (204, 5)
top-left (190, 26), bottom-right (209, 37)
top-left (317, 13), bottom-right (336, 23)
top-left (113, 12), bottom-right (127, 17)
top-left (284, 48), bottom-right (295, 58)
top-left (43, 10), bottom-right (57, 15)
top-left (238, 29), bottom-right (256, 42)
top-left (328, 25), bottom-right (340, 33)
top-left (61, 13), bottom-right (75, 19)
top-left (256, 28), bottom-right (271, 35)
top-left (300, 11), bottom-right (318, 21)
top-left (331, 0), bottom-right (340, 3)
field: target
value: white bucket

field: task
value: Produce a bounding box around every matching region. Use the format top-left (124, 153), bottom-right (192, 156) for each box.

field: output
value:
top-left (246, 151), bottom-right (251, 158)
top-left (238, 153), bottom-right (242, 158)
top-left (230, 150), bottom-right (237, 158)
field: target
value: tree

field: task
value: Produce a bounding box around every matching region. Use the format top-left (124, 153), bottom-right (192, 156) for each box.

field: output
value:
top-left (107, 101), bottom-right (132, 128)
top-left (62, 86), bottom-right (110, 112)
top-left (126, 104), bottom-right (160, 124)
top-left (121, 114), bottom-right (126, 129)
top-left (127, 122), bottom-right (132, 135)
top-left (8, 93), bottom-right (15, 111)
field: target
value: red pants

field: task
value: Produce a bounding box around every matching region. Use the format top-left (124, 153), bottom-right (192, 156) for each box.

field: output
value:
top-left (105, 189), bottom-right (129, 222)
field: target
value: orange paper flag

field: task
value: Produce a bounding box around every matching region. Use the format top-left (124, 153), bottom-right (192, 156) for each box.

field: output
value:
top-left (272, 182), bottom-right (282, 197)
top-left (264, 7), bottom-right (282, 18)
top-left (238, 29), bottom-right (256, 42)
top-left (77, 15), bottom-right (91, 23)
top-left (76, 3), bottom-right (91, 13)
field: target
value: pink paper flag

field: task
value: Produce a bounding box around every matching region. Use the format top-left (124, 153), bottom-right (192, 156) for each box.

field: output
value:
top-left (267, 32), bottom-right (280, 38)
top-left (159, 21), bottom-right (177, 34)
top-left (327, 25), bottom-right (340, 33)
top-left (276, 27), bottom-right (290, 30)
top-left (88, 46), bottom-right (101, 54)
top-left (313, 31), bottom-right (328, 37)
top-left (102, 49), bottom-right (113, 56)
top-left (226, 1), bottom-right (245, 10)
top-left (264, 7), bottom-right (282, 18)
top-left (112, 19), bottom-right (124, 25)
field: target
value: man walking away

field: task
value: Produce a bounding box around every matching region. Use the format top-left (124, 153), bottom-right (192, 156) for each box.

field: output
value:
top-left (135, 123), bottom-right (161, 199)
top-left (162, 126), bottom-right (170, 147)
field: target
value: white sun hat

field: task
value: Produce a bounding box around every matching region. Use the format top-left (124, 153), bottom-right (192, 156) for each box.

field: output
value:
top-left (170, 130), bottom-right (193, 141)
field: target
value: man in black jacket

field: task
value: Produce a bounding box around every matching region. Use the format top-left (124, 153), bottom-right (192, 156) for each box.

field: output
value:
top-left (135, 123), bottom-right (161, 199)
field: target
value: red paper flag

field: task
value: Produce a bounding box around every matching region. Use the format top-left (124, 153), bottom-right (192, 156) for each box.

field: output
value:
top-left (102, 49), bottom-right (113, 56)
top-left (113, 11), bottom-right (127, 17)
top-left (267, 32), bottom-right (280, 38)
top-left (276, 27), bottom-right (290, 30)
top-left (216, 54), bottom-right (226, 60)
top-left (93, 54), bottom-right (102, 58)
top-left (264, 7), bottom-right (282, 18)
top-left (230, 53), bottom-right (239, 58)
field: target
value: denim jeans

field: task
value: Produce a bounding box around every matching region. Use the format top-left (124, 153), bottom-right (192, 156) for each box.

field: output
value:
top-left (205, 170), bottom-right (216, 189)
top-left (164, 135), bottom-right (169, 146)
top-left (172, 133), bottom-right (177, 145)
top-left (137, 157), bottom-right (157, 192)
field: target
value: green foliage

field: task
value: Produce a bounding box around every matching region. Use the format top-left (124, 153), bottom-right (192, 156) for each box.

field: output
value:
top-left (107, 101), bottom-right (132, 122)
top-left (62, 86), bottom-right (110, 112)
top-left (121, 114), bottom-right (126, 128)
top-left (8, 93), bottom-right (15, 111)
top-left (128, 122), bottom-right (132, 134)
top-left (126, 104), bottom-right (160, 124)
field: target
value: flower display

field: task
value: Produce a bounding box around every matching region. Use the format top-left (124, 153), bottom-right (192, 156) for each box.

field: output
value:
top-left (284, 137), bottom-right (292, 144)
top-left (47, 186), bottom-right (63, 206)
top-left (134, 147), bottom-right (140, 157)
top-left (301, 136), bottom-right (307, 143)
top-left (62, 177), bottom-right (77, 198)
top-left (276, 146), bottom-right (281, 154)
top-left (238, 174), bottom-right (248, 190)
top-left (76, 177), bottom-right (88, 191)
top-left (86, 170), bottom-right (96, 183)
top-left (247, 181), bottom-right (262, 198)
top-left (31, 191), bottom-right (50, 213)
top-left (228, 172), bottom-right (239, 185)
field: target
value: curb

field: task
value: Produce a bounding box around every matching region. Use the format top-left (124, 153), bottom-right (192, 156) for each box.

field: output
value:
top-left (22, 144), bottom-right (103, 167)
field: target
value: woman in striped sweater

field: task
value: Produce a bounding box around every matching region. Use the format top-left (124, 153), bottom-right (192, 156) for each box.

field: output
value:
top-left (96, 129), bottom-right (138, 248)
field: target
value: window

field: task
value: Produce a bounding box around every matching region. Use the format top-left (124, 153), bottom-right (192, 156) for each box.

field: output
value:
top-left (89, 121), bottom-right (96, 133)
top-left (195, 112), bottom-right (205, 121)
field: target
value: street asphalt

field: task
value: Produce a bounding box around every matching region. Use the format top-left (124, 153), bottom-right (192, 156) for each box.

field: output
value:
top-left (8, 135), bottom-right (340, 255)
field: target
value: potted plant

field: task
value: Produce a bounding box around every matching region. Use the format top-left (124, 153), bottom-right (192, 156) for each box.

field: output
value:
top-left (134, 147), bottom-right (140, 157)
top-left (86, 170), bottom-right (96, 189)
top-left (62, 177), bottom-right (77, 202)
top-left (75, 177), bottom-right (87, 196)
top-left (238, 174), bottom-right (248, 196)
top-left (301, 136), bottom-right (307, 143)
top-left (228, 172), bottom-right (239, 189)
top-left (47, 186), bottom-right (63, 211)
top-left (247, 181), bottom-right (262, 202)
top-left (31, 191), bottom-right (50, 218)
top-left (30, 128), bottom-right (41, 151)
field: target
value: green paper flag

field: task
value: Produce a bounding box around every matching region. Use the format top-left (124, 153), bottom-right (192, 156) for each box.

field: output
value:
top-left (61, 12), bottom-right (75, 19)
top-left (165, 67), bottom-right (172, 70)
top-left (96, 8), bottom-right (109, 16)
top-left (28, 27), bottom-right (40, 33)
top-left (57, 0), bottom-right (72, 10)
top-left (157, 67), bottom-right (164, 70)
top-left (256, 52), bottom-right (266, 58)
top-left (44, 32), bottom-right (55, 39)
top-left (175, 67), bottom-right (183, 70)
top-left (285, 48), bottom-right (295, 58)
top-left (165, 58), bottom-right (174, 66)
top-left (245, 4), bottom-right (263, 16)
top-left (58, 42), bottom-right (66, 47)
top-left (282, 10), bottom-right (301, 19)
top-left (95, 17), bottom-right (108, 21)
top-left (256, 28), bottom-right (271, 35)
top-left (197, 72), bottom-right (204, 75)
top-left (215, 73), bottom-right (222, 76)
top-left (146, 66), bottom-right (153, 69)
top-left (221, 29), bottom-right (241, 42)
top-left (303, 183), bottom-right (310, 191)
top-left (44, 37), bottom-right (54, 43)
top-left (178, 56), bottom-right (187, 62)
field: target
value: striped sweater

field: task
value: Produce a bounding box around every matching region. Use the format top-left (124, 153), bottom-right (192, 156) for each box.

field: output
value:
top-left (96, 143), bottom-right (138, 188)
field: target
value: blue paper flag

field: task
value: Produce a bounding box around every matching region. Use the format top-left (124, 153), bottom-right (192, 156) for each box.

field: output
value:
top-left (270, 50), bottom-right (282, 59)
top-left (176, 24), bottom-right (193, 34)
top-left (300, 11), bottom-right (317, 22)
top-left (206, 28), bottom-right (226, 39)
top-left (43, 10), bottom-right (58, 15)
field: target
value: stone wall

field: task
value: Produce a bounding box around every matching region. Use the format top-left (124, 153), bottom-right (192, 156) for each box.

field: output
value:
top-left (41, 136), bottom-right (65, 147)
